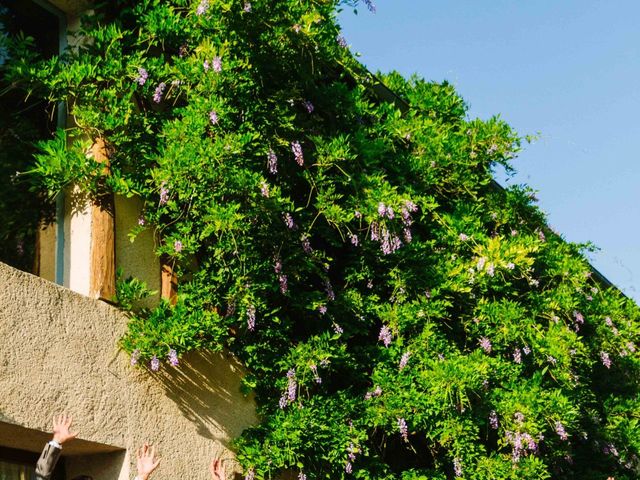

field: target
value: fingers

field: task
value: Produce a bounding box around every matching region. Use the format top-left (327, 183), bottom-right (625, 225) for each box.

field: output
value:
top-left (53, 414), bottom-right (73, 428)
top-left (137, 443), bottom-right (149, 460)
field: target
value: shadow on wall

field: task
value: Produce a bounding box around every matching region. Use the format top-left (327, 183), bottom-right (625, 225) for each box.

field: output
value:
top-left (153, 350), bottom-right (256, 447)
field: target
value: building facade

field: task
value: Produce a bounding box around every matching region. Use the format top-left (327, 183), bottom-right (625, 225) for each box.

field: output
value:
top-left (0, 1), bottom-right (256, 478)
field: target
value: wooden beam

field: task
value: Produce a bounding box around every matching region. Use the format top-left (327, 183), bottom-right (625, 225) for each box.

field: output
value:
top-left (161, 257), bottom-right (178, 305)
top-left (89, 138), bottom-right (116, 300)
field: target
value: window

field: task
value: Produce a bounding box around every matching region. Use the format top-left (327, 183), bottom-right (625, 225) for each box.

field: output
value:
top-left (0, 446), bottom-right (65, 480)
top-left (0, 0), bottom-right (65, 279)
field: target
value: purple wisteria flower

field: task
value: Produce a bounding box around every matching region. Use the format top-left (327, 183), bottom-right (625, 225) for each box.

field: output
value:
top-left (348, 233), bottom-right (359, 246)
top-left (244, 468), bottom-right (255, 480)
top-left (486, 263), bottom-right (495, 276)
top-left (604, 316), bottom-right (619, 335)
top-left (345, 462), bottom-right (352, 474)
top-left (522, 345), bottom-right (531, 355)
top-left (212, 56), bottom-right (222, 72)
top-left (159, 182), bottom-right (169, 204)
top-left (377, 202), bottom-right (387, 217)
top-left (513, 348), bottom-right (522, 364)
top-left (354, 210), bottom-right (362, 219)
top-left (378, 325), bottom-right (392, 347)
top-left (506, 430), bottom-right (538, 463)
top-left (380, 226), bottom-right (402, 255)
top-left (168, 349), bottom-right (179, 367)
top-left (538, 230), bottom-right (546, 242)
top-left (506, 262), bottom-right (515, 270)
top-left (459, 233), bottom-right (469, 241)
top-left (324, 279), bottom-right (335, 301)
top-left (573, 311), bottom-right (584, 331)
top-left (260, 181), bottom-right (269, 197)
top-left (247, 304), bottom-right (256, 331)
top-left (332, 322), bottom-right (343, 335)
top-left (209, 110), bottom-right (219, 125)
top-left (283, 213), bottom-right (295, 229)
top-left (603, 443), bottom-right (619, 457)
top-left (302, 100), bottom-right (314, 113)
top-left (130, 349), bottom-right (140, 366)
top-left (514, 412), bottom-right (525, 424)
top-left (318, 305), bottom-right (327, 315)
top-left (291, 141), bottom-right (304, 166)
top-left (547, 355), bottom-right (557, 366)
top-left (301, 234), bottom-right (313, 254)
top-left (243, 2), bottom-right (252, 12)
top-left (362, 0), bottom-right (377, 13)
top-left (453, 458), bottom-right (463, 478)
top-left (136, 67), bottom-right (148, 86)
top-left (397, 418), bottom-right (409, 442)
top-left (138, 216), bottom-right (146, 226)
top-left (600, 351), bottom-right (612, 369)
top-left (477, 257), bottom-right (486, 271)
top-left (287, 369), bottom-right (297, 402)
top-left (346, 442), bottom-right (357, 463)
top-left (336, 35), bottom-right (348, 48)
top-left (174, 240), bottom-right (183, 253)
top-left (278, 395), bottom-right (287, 409)
top-left (150, 355), bottom-right (160, 372)
top-left (203, 60), bottom-right (210, 71)
top-left (555, 421), bottom-right (568, 441)
top-left (479, 336), bottom-right (492, 354)
top-left (267, 149), bottom-right (278, 174)
top-left (386, 206), bottom-right (395, 219)
top-left (489, 410), bottom-right (499, 429)
top-left (279, 274), bottom-right (288, 294)
top-left (297, 473), bottom-right (306, 480)
top-left (153, 82), bottom-right (166, 103)
top-left (196, 0), bottom-right (209, 15)
top-left (399, 351), bottom-right (411, 370)
top-left (310, 364), bottom-right (321, 384)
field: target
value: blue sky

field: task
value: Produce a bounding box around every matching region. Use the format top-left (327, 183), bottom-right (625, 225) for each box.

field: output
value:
top-left (339, 0), bottom-right (640, 302)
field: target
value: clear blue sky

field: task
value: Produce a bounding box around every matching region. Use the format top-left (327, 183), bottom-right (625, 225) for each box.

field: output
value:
top-left (339, 0), bottom-right (640, 302)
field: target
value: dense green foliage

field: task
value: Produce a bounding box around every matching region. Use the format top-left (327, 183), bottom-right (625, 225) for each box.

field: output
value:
top-left (4, 1), bottom-right (640, 478)
top-left (0, 6), bottom-right (54, 271)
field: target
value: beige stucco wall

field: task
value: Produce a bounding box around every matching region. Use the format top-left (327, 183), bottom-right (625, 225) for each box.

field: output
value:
top-left (0, 262), bottom-right (256, 479)
top-left (114, 195), bottom-right (161, 307)
top-left (38, 221), bottom-right (57, 283)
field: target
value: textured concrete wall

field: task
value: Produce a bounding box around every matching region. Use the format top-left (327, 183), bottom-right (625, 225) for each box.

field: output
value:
top-left (0, 262), bottom-right (256, 479)
top-left (114, 195), bottom-right (161, 307)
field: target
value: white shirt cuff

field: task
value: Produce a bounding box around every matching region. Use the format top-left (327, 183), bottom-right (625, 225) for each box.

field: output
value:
top-left (48, 439), bottom-right (62, 449)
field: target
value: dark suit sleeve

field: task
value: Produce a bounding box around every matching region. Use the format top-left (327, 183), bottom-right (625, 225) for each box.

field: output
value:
top-left (35, 443), bottom-right (62, 480)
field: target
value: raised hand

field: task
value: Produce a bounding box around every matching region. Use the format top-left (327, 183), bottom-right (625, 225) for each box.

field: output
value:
top-left (209, 458), bottom-right (225, 480)
top-left (136, 443), bottom-right (161, 480)
top-left (52, 414), bottom-right (78, 445)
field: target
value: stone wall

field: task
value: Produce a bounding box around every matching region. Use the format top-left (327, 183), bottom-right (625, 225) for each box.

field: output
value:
top-left (0, 262), bottom-right (256, 479)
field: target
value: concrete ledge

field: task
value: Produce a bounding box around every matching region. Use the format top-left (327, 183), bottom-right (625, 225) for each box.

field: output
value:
top-left (0, 262), bottom-right (256, 479)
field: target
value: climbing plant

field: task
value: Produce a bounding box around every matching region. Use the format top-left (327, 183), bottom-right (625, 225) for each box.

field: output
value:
top-left (3, 0), bottom-right (639, 478)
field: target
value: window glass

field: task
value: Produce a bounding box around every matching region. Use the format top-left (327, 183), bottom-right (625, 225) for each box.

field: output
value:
top-left (0, 0), bottom-right (59, 272)
top-left (0, 460), bottom-right (36, 480)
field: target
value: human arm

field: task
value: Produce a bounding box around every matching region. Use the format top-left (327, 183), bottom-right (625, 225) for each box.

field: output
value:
top-left (36, 414), bottom-right (78, 480)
